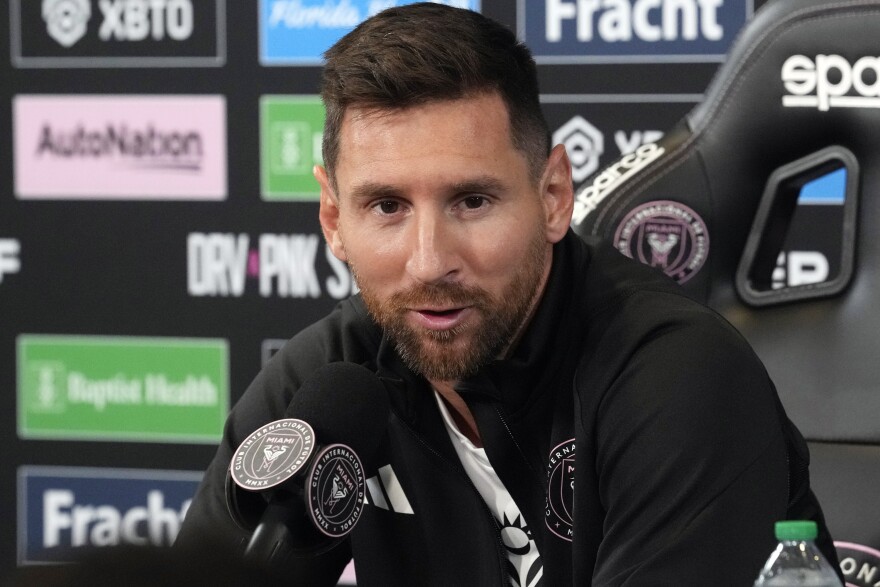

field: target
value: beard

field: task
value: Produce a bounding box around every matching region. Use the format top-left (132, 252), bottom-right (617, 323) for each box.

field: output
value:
top-left (353, 231), bottom-right (548, 381)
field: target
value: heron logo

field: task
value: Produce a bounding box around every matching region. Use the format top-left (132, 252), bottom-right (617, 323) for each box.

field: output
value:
top-left (230, 418), bottom-right (316, 490)
top-left (307, 444), bottom-right (365, 537)
top-left (613, 200), bottom-right (709, 284)
top-left (545, 438), bottom-right (576, 541)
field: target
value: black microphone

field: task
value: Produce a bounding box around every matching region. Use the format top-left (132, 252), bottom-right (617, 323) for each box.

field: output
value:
top-left (225, 362), bottom-right (390, 567)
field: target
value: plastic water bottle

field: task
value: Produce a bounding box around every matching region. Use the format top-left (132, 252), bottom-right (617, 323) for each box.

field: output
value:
top-left (753, 520), bottom-right (843, 586)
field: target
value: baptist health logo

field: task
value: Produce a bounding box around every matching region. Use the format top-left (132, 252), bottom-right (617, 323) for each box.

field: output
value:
top-left (260, 0), bottom-right (480, 65)
top-left (261, 96), bottom-right (324, 200)
top-left (18, 335), bottom-right (228, 443)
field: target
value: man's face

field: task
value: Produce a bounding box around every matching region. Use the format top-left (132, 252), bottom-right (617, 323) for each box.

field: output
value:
top-left (316, 93), bottom-right (573, 382)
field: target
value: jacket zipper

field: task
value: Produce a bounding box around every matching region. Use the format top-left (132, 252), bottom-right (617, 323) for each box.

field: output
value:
top-left (397, 416), bottom-right (510, 586)
top-left (493, 405), bottom-right (541, 478)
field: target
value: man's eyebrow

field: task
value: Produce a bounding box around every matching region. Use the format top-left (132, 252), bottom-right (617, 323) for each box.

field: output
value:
top-left (347, 182), bottom-right (403, 202)
top-left (345, 176), bottom-right (508, 202)
top-left (451, 176), bottom-right (507, 194)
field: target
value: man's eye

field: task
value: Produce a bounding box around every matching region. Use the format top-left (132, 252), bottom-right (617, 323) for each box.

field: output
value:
top-left (376, 200), bottom-right (399, 214)
top-left (462, 196), bottom-right (486, 209)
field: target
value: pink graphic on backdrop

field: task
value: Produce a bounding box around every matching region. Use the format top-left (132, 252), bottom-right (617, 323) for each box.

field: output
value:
top-left (13, 95), bottom-right (227, 200)
top-left (247, 250), bottom-right (260, 277)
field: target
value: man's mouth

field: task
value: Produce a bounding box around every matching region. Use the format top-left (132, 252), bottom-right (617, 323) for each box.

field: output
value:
top-left (410, 307), bottom-right (470, 330)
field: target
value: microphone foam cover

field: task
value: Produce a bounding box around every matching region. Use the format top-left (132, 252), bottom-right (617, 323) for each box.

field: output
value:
top-left (286, 362), bottom-right (390, 468)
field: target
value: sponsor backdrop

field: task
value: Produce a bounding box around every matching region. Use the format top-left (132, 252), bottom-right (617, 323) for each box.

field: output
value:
top-left (0, 0), bottom-right (774, 583)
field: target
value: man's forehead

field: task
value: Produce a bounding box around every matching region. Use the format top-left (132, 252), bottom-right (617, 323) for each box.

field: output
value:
top-left (340, 93), bottom-right (512, 138)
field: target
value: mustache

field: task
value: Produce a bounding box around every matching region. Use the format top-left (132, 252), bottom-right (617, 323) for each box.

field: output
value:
top-left (387, 282), bottom-right (492, 309)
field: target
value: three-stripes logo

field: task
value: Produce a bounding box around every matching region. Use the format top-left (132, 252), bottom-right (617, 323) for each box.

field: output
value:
top-left (364, 465), bottom-right (413, 515)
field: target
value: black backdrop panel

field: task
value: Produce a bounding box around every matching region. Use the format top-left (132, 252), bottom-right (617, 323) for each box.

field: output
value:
top-left (0, 0), bottom-right (768, 581)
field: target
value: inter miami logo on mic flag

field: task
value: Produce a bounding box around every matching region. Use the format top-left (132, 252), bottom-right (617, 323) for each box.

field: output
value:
top-left (230, 418), bottom-right (315, 490)
top-left (307, 444), bottom-right (365, 538)
top-left (230, 419), bottom-right (367, 538)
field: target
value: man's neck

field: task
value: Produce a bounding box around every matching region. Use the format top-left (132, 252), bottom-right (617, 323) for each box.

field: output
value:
top-left (431, 380), bottom-right (482, 448)
top-left (427, 246), bottom-right (556, 449)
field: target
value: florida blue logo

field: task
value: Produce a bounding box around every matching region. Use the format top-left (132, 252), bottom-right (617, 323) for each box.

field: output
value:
top-left (546, 439), bottom-right (575, 541)
top-left (260, 0), bottom-right (481, 65)
top-left (518, 0), bottom-right (751, 63)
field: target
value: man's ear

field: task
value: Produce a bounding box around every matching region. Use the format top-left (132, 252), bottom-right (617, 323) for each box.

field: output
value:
top-left (540, 144), bottom-right (575, 243)
top-left (315, 165), bottom-right (348, 262)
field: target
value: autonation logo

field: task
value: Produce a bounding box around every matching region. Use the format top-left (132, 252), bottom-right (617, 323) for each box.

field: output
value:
top-left (37, 124), bottom-right (204, 170)
top-left (519, 0), bottom-right (751, 63)
top-left (13, 95), bottom-right (227, 200)
top-left (18, 466), bottom-right (201, 564)
top-left (260, 0), bottom-right (480, 65)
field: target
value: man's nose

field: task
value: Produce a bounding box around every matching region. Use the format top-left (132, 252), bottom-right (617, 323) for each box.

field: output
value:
top-left (405, 211), bottom-right (460, 284)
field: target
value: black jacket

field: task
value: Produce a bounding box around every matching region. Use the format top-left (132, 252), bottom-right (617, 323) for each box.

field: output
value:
top-left (177, 231), bottom-right (837, 586)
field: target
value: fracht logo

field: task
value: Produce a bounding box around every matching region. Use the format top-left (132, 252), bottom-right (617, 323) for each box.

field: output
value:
top-left (519, 0), bottom-right (752, 63)
top-left (18, 466), bottom-right (201, 564)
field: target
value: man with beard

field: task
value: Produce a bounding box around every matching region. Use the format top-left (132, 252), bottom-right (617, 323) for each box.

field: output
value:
top-left (176, 4), bottom-right (839, 586)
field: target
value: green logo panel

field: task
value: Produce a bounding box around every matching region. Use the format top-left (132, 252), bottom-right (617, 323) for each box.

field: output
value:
top-left (18, 335), bottom-right (229, 443)
top-left (261, 96), bottom-right (325, 201)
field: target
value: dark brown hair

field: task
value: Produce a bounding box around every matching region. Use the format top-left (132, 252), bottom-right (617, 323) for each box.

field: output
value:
top-left (320, 3), bottom-right (550, 184)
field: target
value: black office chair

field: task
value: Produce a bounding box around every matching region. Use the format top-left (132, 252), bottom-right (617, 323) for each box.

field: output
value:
top-left (571, 0), bottom-right (880, 578)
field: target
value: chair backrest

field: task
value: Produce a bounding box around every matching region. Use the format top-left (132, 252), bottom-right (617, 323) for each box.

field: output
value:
top-left (571, 0), bottom-right (880, 578)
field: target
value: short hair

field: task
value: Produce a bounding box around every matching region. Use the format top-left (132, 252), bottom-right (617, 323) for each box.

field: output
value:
top-left (320, 2), bottom-right (550, 185)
